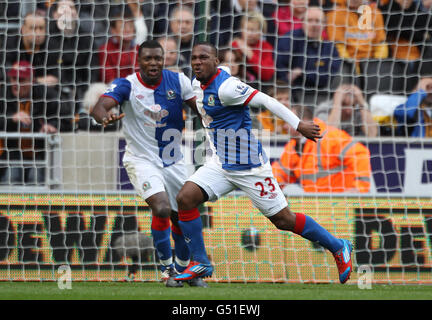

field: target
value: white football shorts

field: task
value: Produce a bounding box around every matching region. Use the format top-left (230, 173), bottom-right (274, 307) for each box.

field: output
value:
top-left (122, 150), bottom-right (187, 211)
top-left (188, 161), bottom-right (287, 217)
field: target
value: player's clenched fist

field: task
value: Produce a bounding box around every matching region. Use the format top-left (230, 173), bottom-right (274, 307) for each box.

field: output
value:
top-left (297, 121), bottom-right (323, 142)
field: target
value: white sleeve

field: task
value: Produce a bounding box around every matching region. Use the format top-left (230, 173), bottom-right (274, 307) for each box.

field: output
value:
top-left (134, 17), bottom-right (148, 45)
top-left (218, 77), bottom-right (258, 107)
top-left (179, 73), bottom-right (196, 101)
top-left (248, 91), bottom-right (301, 130)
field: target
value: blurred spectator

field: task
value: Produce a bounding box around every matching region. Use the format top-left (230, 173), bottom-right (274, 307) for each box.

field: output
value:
top-left (379, 0), bottom-right (432, 89)
top-left (157, 37), bottom-right (190, 75)
top-left (98, 8), bottom-right (139, 84)
top-left (421, 0), bottom-right (432, 11)
top-left (276, 6), bottom-right (341, 104)
top-left (76, 82), bottom-right (121, 132)
top-left (168, 5), bottom-right (196, 75)
top-left (210, 0), bottom-right (262, 47)
top-left (218, 49), bottom-right (248, 81)
top-left (47, 0), bottom-right (98, 132)
top-left (126, 0), bottom-right (148, 45)
top-left (3, 10), bottom-right (60, 86)
top-left (0, 61), bottom-right (59, 185)
top-left (394, 77), bottom-right (432, 137)
top-left (257, 85), bottom-right (291, 133)
top-left (78, 0), bottom-right (111, 50)
top-left (273, 0), bottom-right (307, 36)
top-left (37, 0), bottom-right (110, 48)
top-left (379, 0), bottom-right (431, 61)
top-left (272, 104), bottom-right (372, 193)
top-left (152, 0), bottom-right (214, 40)
top-left (326, 0), bottom-right (388, 67)
top-left (315, 84), bottom-right (378, 137)
top-left (309, 0), bottom-right (335, 11)
top-left (232, 12), bottom-right (275, 83)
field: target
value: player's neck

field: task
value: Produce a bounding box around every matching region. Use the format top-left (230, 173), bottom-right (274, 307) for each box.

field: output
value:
top-left (201, 69), bottom-right (220, 86)
top-left (139, 71), bottom-right (161, 87)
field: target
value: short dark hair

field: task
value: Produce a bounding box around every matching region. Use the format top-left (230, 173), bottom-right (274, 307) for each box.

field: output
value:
top-left (192, 41), bottom-right (218, 57)
top-left (138, 39), bottom-right (165, 56)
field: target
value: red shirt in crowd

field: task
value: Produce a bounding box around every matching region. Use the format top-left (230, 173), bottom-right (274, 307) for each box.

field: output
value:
top-left (273, 6), bottom-right (328, 39)
top-left (273, 6), bottom-right (303, 36)
top-left (232, 39), bottom-right (275, 82)
top-left (98, 38), bottom-right (139, 84)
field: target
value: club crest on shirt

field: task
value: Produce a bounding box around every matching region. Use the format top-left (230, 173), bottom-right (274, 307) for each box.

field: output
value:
top-left (166, 89), bottom-right (176, 100)
top-left (208, 94), bottom-right (215, 106)
top-left (142, 181), bottom-right (152, 192)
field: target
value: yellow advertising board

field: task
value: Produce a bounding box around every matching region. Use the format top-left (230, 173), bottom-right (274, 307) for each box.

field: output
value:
top-left (0, 194), bottom-right (430, 284)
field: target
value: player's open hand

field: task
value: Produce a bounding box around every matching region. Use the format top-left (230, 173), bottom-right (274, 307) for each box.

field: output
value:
top-left (296, 121), bottom-right (323, 142)
top-left (102, 113), bottom-right (125, 127)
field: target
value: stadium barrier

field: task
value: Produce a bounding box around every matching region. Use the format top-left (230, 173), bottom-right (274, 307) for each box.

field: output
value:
top-left (1, 133), bottom-right (430, 197)
top-left (0, 193), bottom-right (431, 284)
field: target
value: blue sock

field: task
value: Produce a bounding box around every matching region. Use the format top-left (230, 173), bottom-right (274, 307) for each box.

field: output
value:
top-left (294, 212), bottom-right (344, 253)
top-left (178, 217), bottom-right (210, 265)
top-left (151, 227), bottom-right (173, 268)
top-left (171, 227), bottom-right (191, 272)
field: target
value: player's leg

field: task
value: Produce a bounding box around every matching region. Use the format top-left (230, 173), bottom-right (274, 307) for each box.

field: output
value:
top-left (268, 208), bottom-right (353, 284)
top-left (146, 192), bottom-right (184, 287)
top-left (169, 210), bottom-right (190, 271)
top-left (176, 181), bottom-right (210, 265)
top-left (123, 153), bottom-right (182, 286)
top-left (146, 192), bottom-right (175, 269)
top-left (230, 163), bottom-right (353, 283)
top-left (163, 163), bottom-right (192, 273)
top-left (175, 163), bottom-right (235, 281)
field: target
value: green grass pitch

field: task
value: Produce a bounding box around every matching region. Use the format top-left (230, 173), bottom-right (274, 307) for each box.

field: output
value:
top-left (0, 282), bottom-right (431, 300)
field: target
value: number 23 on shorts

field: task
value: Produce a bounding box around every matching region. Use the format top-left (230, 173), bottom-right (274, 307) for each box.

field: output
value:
top-left (255, 178), bottom-right (276, 197)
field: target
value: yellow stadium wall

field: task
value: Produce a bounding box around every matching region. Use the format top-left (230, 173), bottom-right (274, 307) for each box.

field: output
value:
top-left (0, 194), bottom-right (431, 284)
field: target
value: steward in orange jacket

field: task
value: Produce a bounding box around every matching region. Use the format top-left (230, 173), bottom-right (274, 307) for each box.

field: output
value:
top-left (272, 116), bottom-right (371, 193)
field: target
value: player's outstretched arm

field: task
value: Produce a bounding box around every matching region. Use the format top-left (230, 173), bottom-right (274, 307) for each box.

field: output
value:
top-left (91, 96), bottom-right (125, 128)
top-left (249, 91), bottom-right (322, 141)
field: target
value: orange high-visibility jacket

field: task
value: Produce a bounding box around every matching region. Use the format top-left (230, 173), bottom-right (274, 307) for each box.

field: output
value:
top-left (272, 118), bottom-right (371, 193)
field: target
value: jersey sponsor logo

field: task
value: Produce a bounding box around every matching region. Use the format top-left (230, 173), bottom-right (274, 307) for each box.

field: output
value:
top-left (235, 84), bottom-right (248, 95)
top-left (150, 104), bottom-right (162, 112)
top-left (166, 89), bottom-right (176, 100)
top-left (136, 94), bottom-right (145, 100)
top-left (208, 94), bottom-right (215, 106)
top-left (143, 107), bottom-right (169, 126)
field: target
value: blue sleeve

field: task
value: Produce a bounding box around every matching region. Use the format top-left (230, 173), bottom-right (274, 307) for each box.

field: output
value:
top-left (394, 89), bottom-right (427, 123)
top-left (102, 78), bottom-right (131, 105)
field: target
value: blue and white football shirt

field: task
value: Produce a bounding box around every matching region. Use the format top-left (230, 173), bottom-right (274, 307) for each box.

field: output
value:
top-left (102, 69), bottom-right (195, 167)
top-left (193, 68), bottom-right (268, 170)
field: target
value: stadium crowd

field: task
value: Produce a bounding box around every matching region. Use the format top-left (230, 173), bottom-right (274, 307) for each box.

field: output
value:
top-left (0, 0), bottom-right (432, 187)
